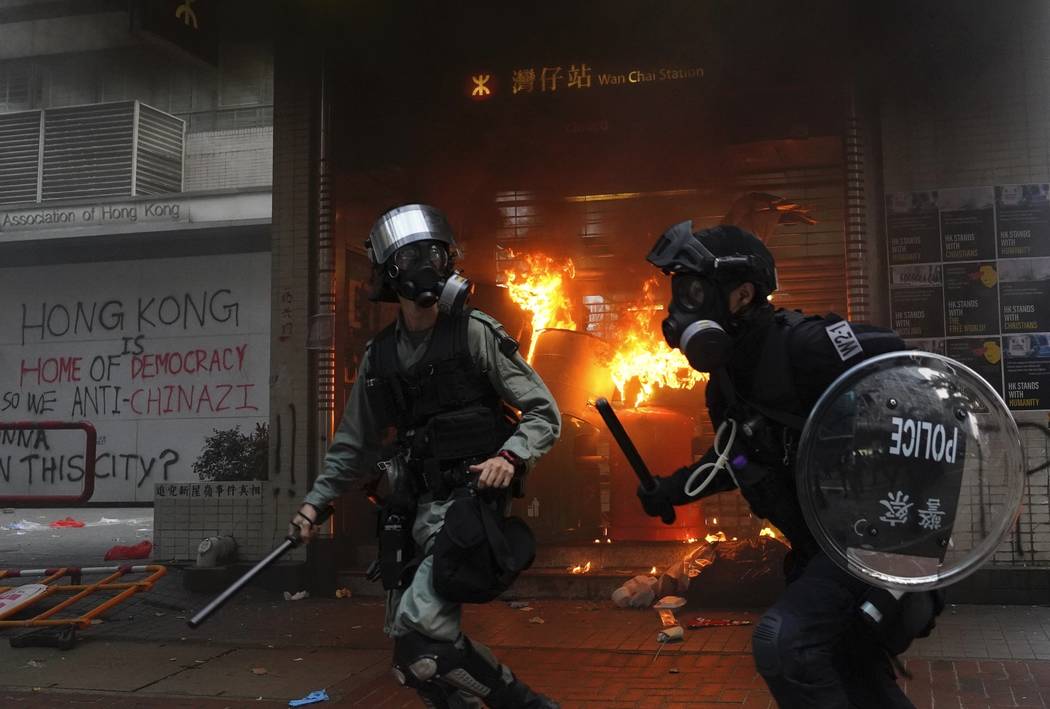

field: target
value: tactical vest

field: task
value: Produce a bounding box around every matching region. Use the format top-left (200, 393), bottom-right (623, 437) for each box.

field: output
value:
top-left (365, 309), bottom-right (514, 468)
top-left (712, 309), bottom-right (833, 560)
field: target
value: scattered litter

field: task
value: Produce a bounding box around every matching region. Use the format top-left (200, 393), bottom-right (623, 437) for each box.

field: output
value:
top-left (169, 658), bottom-right (177, 662)
top-left (284, 590), bottom-right (309, 601)
top-left (351, 625), bottom-right (362, 630)
top-left (657, 626), bottom-right (684, 643)
top-left (251, 667), bottom-right (268, 675)
top-left (653, 596), bottom-right (687, 610)
top-left (612, 575), bottom-right (658, 608)
top-left (289, 690), bottom-right (329, 707)
top-left (293, 657), bottom-right (303, 662)
top-left (90, 619), bottom-right (103, 625)
top-left (2, 508), bottom-right (15, 514)
top-left (669, 667), bottom-right (680, 674)
top-left (154, 612), bottom-right (166, 617)
top-left (528, 616), bottom-right (545, 624)
top-left (508, 601), bottom-right (531, 609)
top-left (49, 517), bottom-right (85, 528)
top-left (91, 517), bottom-right (123, 526)
top-left (194, 660), bottom-right (206, 664)
top-left (335, 588), bottom-right (352, 599)
top-left (105, 540), bottom-right (153, 560)
top-left (517, 606), bottom-right (534, 612)
top-left (4, 520), bottom-right (44, 532)
top-left (688, 617), bottom-right (752, 629)
top-left (26, 660), bottom-right (44, 668)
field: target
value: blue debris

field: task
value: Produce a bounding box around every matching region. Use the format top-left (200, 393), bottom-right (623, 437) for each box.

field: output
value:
top-left (289, 689), bottom-right (329, 706)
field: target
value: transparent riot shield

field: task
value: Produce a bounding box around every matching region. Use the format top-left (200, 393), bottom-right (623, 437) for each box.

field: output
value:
top-left (796, 351), bottom-right (1024, 591)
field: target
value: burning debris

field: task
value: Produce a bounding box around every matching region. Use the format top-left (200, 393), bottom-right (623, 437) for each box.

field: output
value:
top-left (568, 561), bottom-right (592, 575)
top-left (501, 254), bottom-right (705, 406)
top-left (606, 277), bottom-right (707, 407)
top-left (613, 533), bottom-right (789, 610)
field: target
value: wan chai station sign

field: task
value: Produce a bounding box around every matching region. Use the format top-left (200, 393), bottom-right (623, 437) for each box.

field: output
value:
top-left (467, 62), bottom-right (705, 100)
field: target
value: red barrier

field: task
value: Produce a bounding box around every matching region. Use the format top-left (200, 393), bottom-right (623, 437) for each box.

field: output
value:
top-left (0, 421), bottom-right (96, 506)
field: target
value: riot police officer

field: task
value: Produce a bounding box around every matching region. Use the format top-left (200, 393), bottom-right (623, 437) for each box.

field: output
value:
top-left (290, 204), bottom-right (562, 708)
top-left (639, 222), bottom-right (939, 708)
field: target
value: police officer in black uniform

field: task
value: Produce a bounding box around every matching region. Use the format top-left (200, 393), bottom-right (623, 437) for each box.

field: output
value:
top-left (637, 222), bottom-right (940, 708)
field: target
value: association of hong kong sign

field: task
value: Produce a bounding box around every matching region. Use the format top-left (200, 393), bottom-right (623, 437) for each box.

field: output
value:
top-left (0, 200), bottom-right (187, 232)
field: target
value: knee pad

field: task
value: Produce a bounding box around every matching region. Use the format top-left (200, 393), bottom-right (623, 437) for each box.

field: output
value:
top-left (393, 631), bottom-right (463, 685)
top-left (392, 632), bottom-right (503, 699)
top-left (752, 610), bottom-right (785, 677)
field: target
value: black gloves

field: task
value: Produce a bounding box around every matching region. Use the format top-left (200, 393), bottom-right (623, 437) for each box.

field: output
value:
top-left (637, 470), bottom-right (688, 524)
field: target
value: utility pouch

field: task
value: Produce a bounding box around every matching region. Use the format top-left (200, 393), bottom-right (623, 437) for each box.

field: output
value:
top-left (377, 504), bottom-right (417, 591)
top-left (432, 491), bottom-right (535, 603)
top-left (423, 406), bottom-right (499, 460)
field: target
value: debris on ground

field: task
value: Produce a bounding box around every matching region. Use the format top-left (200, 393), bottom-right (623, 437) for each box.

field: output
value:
top-left (250, 667), bottom-right (268, 675)
top-left (283, 590), bottom-right (309, 601)
top-left (653, 596), bottom-right (687, 609)
top-left (614, 536), bottom-right (789, 609)
top-left (508, 601), bottom-right (531, 609)
top-left (289, 690), bottom-right (329, 707)
top-left (104, 540), bottom-right (153, 560)
top-left (49, 517), bottom-right (85, 528)
top-left (528, 616), bottom-right (545, 624)
top-left (688, 617), bottom-right (752, 629)
top-left (335, 588), bottom-right (352, 599)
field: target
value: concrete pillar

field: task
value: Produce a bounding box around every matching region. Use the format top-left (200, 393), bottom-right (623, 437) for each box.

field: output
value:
top-left (265, 38), bottom-right (321, 560)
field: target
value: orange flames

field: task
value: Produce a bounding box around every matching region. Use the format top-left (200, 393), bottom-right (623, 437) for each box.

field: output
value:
top-left (569, 561), bottom-right (592, 574)
top-left (502, 252), bottom-right (577, 361)
top-left (704, 531), bottom-right (728, 543)
top-left (608, 277), bottom-right (707, 407)
top-left (759, 527), bottom-right (778, 539)
top-left (502, 253), bottom-right (705, 406)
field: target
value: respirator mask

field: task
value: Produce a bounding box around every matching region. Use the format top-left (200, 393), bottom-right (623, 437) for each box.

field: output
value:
top-left (662, 273), bottom-right (733, 372)
top-left (647, 220), bottom-right (776, 373)
top-left (388, 241), bottom-right (473, 313)
top-left (366, 204), bottom-right (473, 314)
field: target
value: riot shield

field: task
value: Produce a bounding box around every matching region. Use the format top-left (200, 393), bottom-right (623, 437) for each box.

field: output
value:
top-left (796, 351), bottom-right (1024, 591)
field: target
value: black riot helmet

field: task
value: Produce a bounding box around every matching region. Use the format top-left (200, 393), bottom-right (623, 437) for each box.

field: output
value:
top-left (365, 204), bottom-right (473, 314)
top-left (646, 222), bottom-right (777, 372)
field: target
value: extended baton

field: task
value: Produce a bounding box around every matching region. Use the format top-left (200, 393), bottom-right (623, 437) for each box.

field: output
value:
top-left (187, 504), bottom-right (333, 629)
top-left (594, 397), bottom-right (675, 524)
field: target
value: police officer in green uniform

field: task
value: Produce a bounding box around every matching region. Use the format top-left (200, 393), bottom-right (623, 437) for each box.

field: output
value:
top-left (290, 204), bottom-right (562, 709)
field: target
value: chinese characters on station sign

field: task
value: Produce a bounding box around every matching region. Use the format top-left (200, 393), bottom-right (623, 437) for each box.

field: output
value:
top-left (474, 62), bottom-right (703, 98)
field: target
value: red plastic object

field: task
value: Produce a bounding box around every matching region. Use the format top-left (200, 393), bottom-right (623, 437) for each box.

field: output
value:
top-left (49, 517), bottom-right (85, 528)
top-left (104, 540), bottom-right (153, 561)
top-left (0, 421), bottom-right (96, 506)
top-left (606, 405), bottom-right (705, 541)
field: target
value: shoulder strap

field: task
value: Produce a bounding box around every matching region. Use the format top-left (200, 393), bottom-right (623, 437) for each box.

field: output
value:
top-left (369, 321), bottom-right (399, 378)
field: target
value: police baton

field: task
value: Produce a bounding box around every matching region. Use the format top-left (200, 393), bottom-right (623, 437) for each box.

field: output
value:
top-left (594, 397), bottom-right (675, 524)
top-left (187, 504), bottom-right (333, 629)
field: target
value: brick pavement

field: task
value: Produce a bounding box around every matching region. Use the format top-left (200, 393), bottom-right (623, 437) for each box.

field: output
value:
top-left (1, 592), bottom-right (1050, 708)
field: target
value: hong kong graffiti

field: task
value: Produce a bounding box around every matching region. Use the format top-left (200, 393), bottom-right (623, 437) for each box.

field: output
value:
top-left (0, 255), bottom-right (270, 502)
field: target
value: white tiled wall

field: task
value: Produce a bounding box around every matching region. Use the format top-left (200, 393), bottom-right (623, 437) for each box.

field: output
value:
top-left (153, 482), bottom-right (271, 561)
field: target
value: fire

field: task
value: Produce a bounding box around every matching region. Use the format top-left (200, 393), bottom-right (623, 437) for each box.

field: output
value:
top-left (501, 252), bottom-right (577, 361)
top-left (569, 561), bottom-right (592, 574)
top-left (705, 531), bottom-right (728, 543)
top-left (649, 566), bottom-right (658, 575)
top-left (608, 278), bottom-right (707, 407)
top-left (759, 527), bottom-right (778, 538)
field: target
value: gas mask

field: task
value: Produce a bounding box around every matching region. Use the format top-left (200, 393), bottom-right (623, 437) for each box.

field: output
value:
top-left (662, 274), bottom-right (734, 372)
top-left (647, 220), bottom-right (778, 373)
top-left (388, 241), bottom-right (473, 314)
top-left (366, 204), bottom-right (473, 314)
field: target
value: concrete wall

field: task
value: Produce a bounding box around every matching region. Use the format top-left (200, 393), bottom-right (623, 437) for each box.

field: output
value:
top-left (879, 3), bottom-right (1050, 567)
top-left (185, 127), bottom-right (274, 192)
